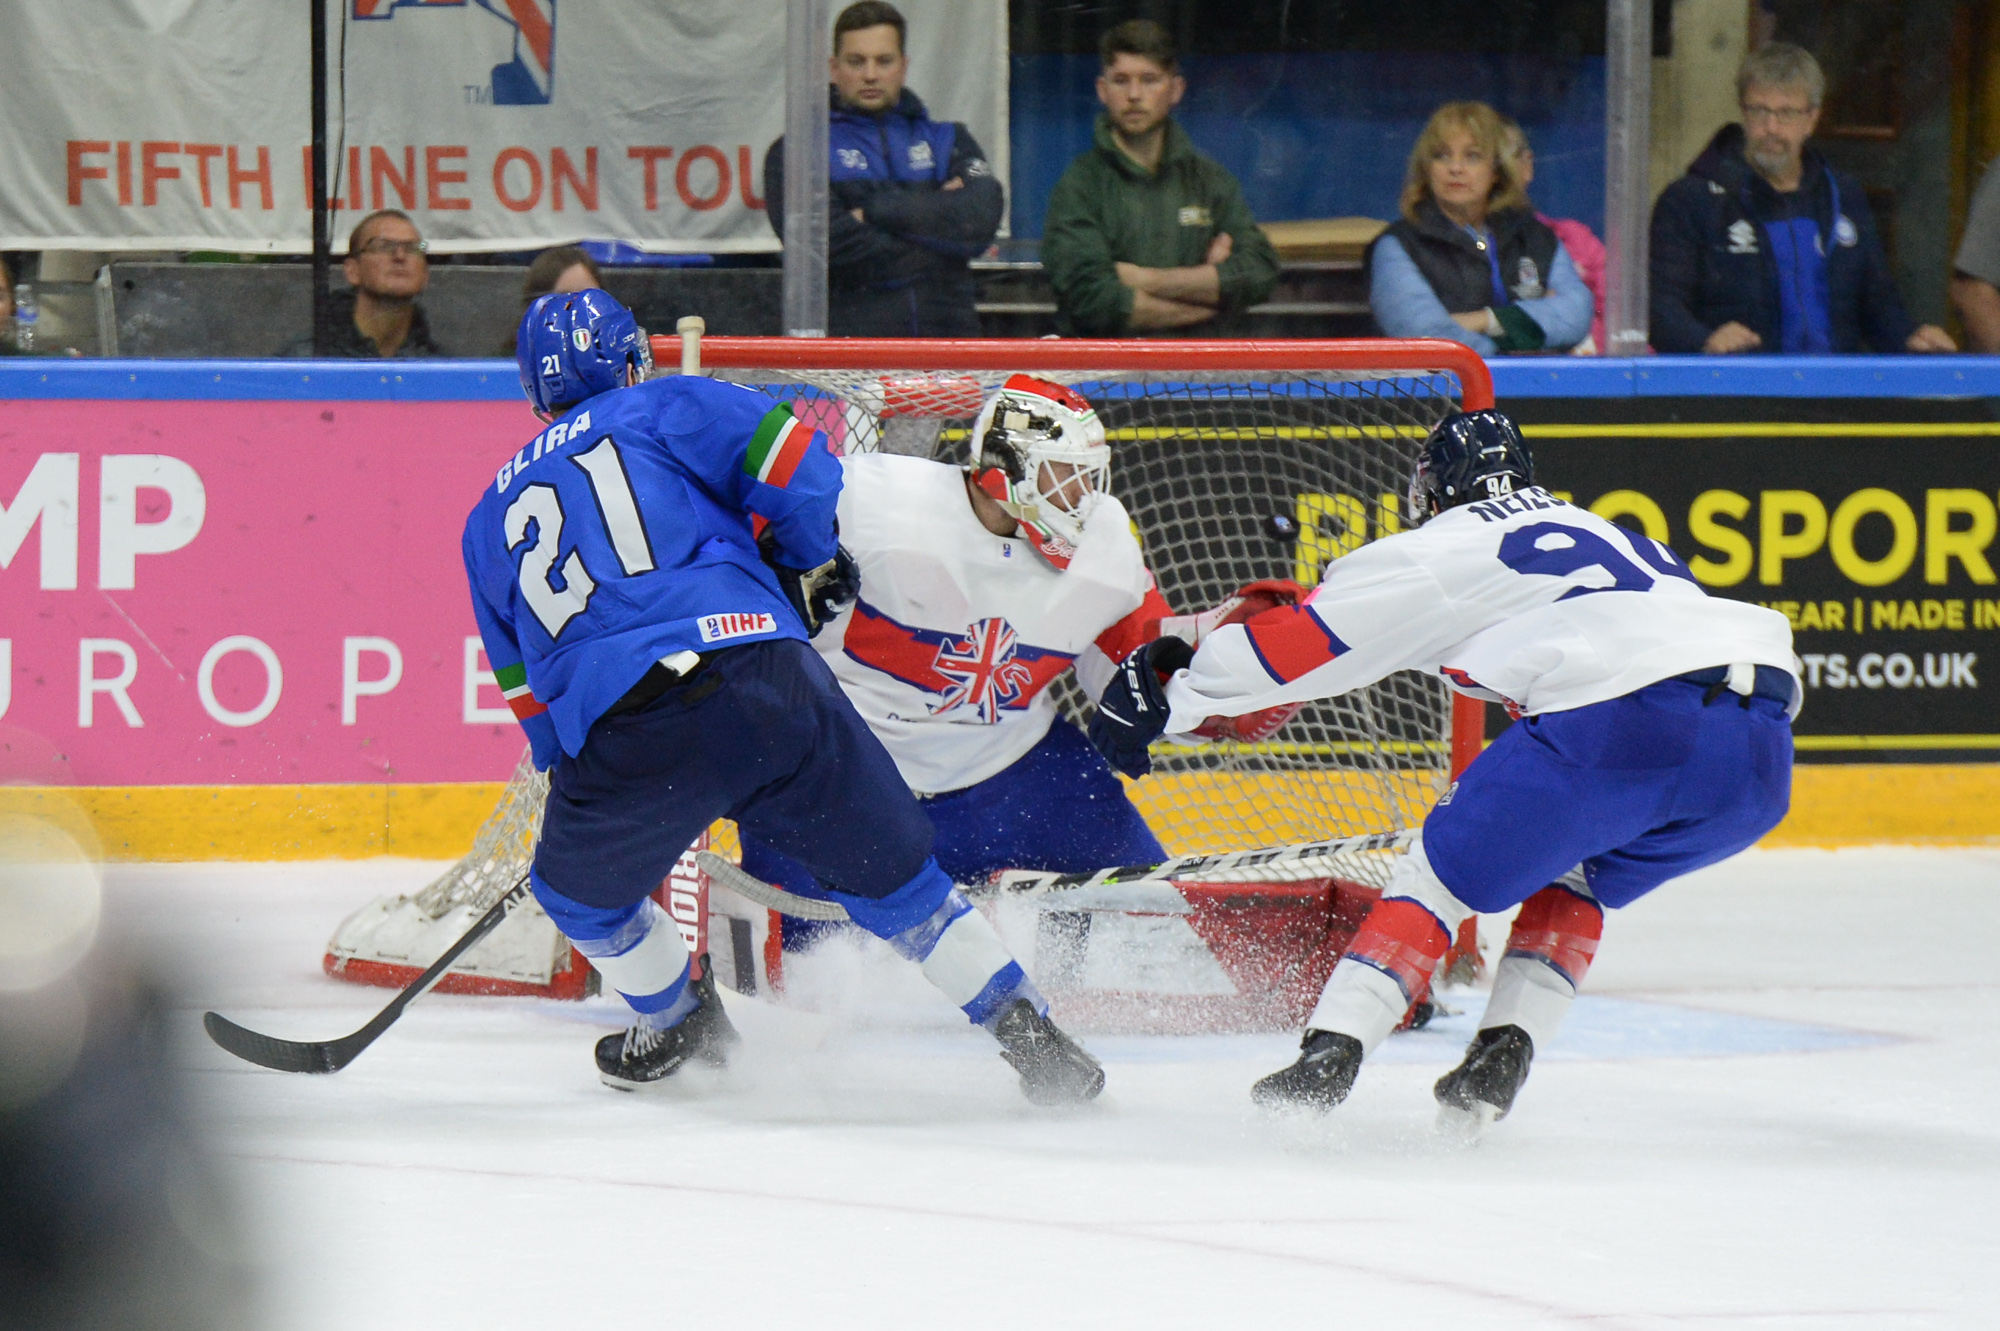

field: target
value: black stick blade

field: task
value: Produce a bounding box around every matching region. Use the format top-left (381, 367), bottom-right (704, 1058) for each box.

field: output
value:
top-left (203, 1010), bottom-right (354, 1074)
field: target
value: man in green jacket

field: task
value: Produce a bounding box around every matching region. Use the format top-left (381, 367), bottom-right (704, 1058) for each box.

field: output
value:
top-left (1041, 21), bottom-right (1280, 336)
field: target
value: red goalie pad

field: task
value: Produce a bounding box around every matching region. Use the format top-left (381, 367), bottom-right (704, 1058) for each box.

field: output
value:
top-left (1191, 578), bottom-right (1311, 741)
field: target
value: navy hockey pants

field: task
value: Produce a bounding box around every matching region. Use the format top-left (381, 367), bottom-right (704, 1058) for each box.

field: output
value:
top-left (534, 638), bottom-right (937, 920)
top-left (1423, 674), bottom-right (1794, 914)
top-left (742, 718), bottom-right (1166, 949)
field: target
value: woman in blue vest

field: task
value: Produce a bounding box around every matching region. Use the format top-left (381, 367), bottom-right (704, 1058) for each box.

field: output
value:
top-left (1368, 101), bottom-right (1592, 357)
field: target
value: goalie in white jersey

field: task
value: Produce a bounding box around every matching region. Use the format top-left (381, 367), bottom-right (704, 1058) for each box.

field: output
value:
top-left (1090, 408), bottom-right (1799, 1128)
top-left (742, 375), bottom-right (1301, 942)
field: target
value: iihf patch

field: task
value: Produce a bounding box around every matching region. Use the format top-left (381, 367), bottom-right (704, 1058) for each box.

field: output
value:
top-left (697, 612), bottom-right (777, 643)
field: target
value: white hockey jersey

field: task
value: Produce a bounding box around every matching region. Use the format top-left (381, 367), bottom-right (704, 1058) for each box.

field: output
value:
top-left (1165, 486), bottom-right (1799, 736)
top-left (818, 454), bottom-right (1165, 793)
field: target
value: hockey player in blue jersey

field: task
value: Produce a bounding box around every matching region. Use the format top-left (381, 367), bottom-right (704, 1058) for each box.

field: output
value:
top-left (1091, 409), bottom-right (1798, 1128)
top-left (464, 289), bottom-right (1103, 1103)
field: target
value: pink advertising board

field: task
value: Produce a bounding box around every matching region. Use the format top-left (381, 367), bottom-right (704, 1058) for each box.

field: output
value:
top-left (1, 394), bottom-right (545, 786)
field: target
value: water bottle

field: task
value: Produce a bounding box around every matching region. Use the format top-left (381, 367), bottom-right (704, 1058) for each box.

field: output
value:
top-left (12, 282), bottom-right (36, 354)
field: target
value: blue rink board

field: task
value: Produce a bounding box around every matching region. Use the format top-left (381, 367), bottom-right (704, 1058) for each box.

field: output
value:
top-left (5, 356), bottom-right (2000, 402)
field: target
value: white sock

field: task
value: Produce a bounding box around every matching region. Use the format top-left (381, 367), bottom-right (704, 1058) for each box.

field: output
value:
top-left (1479, 954), bottom-right (1577, 1052)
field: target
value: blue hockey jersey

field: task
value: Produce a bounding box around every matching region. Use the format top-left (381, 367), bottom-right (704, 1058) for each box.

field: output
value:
top-left (463, 375), bottom-right (841, 765)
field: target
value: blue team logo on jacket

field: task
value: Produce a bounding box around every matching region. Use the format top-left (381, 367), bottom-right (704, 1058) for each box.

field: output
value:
top-left (353, 0), bottom-right (556, 105)
top-left (843, 601), bottom-right (1074, 724)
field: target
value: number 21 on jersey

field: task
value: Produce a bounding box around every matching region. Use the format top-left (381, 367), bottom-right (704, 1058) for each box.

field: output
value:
top-left (504, 438), bottom-right (657, 637)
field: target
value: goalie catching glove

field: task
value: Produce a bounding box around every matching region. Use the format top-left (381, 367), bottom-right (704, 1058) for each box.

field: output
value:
top-left (1160, 579), bottom-right (1310, 744)
top-left (758, 528), bottom-right (860, 638)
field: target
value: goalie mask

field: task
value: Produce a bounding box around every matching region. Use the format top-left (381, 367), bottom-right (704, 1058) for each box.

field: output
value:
top-left (969, 375), bottom-right (1110, 569)
top-left (1407, 408), bottom-right (1534, 523)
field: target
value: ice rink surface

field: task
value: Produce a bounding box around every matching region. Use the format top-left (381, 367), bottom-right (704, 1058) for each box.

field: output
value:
top-left (114, 846), bottom-right (1999, 1330)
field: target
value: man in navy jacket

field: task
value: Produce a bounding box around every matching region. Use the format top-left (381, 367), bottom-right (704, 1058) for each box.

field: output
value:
top-left (764, 1), bottom-right (1003, 337)
top-left (1650, 43), bottom-right (1953, 355)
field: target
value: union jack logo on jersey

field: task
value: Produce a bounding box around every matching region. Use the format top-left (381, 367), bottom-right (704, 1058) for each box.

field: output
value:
top-left (932, 618), bottom-right (1036, 723)
top-left (842, 601), bottom-right (1075, 723)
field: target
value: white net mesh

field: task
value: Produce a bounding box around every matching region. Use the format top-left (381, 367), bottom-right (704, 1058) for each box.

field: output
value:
top-left (411, 746), bottom-right (547, 918)
top-left (711, 360), bottom-right (1468, 888)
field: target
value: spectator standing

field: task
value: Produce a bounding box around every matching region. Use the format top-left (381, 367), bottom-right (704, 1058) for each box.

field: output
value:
top-left (763, 1), bottom-right (1003, 337)
top-left (1500, 118), bottom-right (1607, 354)
top-left (1368, 102), bottom-right (1592, 355)
top-left (282, 209), bottom-right (446, 358)
top-left (1040, 20), bottom-right (1279, 335)
top-left (497, 246), bottom-right (604, 354)
top-left (1949, 156), bottom-right (2000, 352)
top-left (1651, 43), bottom-right (1953, 355)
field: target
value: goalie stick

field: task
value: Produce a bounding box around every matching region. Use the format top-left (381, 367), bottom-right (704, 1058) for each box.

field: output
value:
top-left (203, 872), bottom-right (534, 1074)
top-left (696, 830), bottom-right (1416, 921)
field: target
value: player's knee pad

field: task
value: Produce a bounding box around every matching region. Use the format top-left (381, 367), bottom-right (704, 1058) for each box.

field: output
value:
top-left (825, 856), bottom-right (955, 941)
top-left (534, 875), bottom-right (691, 1016)
top-left (1381, 833), bottom-right (1477, 938)
top-left (1503, 872), bottom-right (1604, 989)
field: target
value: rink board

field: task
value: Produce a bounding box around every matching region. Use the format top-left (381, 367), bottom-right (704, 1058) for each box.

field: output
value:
top-left (3, 763), bottom-right (1996, 861)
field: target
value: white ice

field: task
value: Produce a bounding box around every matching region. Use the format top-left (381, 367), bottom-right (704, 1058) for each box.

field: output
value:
top-left (109, 847), bottom-right (2000, 1329)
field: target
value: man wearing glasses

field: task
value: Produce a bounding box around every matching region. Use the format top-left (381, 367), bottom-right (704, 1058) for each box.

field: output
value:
top-left (282, 210), bottom-right (447, 358)
top-left (1650, 43), bottom-right (1953, 355)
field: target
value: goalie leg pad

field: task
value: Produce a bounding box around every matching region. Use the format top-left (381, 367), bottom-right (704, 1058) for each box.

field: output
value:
top-left (535, 880), bottom-right (695, 1021)
top-left (1478, 875), bottom-right (1604, 1050)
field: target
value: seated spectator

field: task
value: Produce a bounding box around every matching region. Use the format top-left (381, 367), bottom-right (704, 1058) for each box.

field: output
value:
top-left (1500, 117), bottom-right (1607, 354)
top-left (764, 0), bottom-right (1003, 337)
top-left (281, 209), bottom-right (445, 358)
top-left (497, 245), bottom-right (604, 353)
top-left (1368, 101), bottom-right (1592, 355)
top-left (1950, 156), bottom-right (2000, 352)
top-left (0, 257), bottom-right (15, 355)
top-left (1651, 42), bottom-right (1953, 354)
top-left (1041, 20), bottom-right (1279, 335)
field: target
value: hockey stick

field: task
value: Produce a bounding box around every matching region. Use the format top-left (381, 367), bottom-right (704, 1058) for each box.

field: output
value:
top-left (696, 830), bottom-right (1414, 921)
top-left (202, 872), bottom-right (535, 1074)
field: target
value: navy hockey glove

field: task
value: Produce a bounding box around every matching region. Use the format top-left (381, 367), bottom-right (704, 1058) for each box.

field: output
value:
top-left (1089, 637), bottom-right (1194, 778)
top-left (761, 530), bottom-right (860, 638)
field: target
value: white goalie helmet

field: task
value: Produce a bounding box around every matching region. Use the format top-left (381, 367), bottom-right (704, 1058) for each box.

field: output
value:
top-left (968, 374), bottom-right (1111, 569)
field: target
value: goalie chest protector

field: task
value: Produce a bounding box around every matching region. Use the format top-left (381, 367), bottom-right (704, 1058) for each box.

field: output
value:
top-left (817, 453), bottom-right (1154, 794)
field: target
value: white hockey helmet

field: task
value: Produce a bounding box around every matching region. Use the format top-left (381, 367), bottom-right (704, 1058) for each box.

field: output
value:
top-left (968, 375), bottom-right (1110, 568)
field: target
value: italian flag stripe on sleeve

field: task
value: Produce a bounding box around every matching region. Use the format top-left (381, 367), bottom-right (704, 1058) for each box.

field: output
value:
top-left (744, 404), bottom-right (812, 488)
top-left (494, 662), bottom-right (548, 720)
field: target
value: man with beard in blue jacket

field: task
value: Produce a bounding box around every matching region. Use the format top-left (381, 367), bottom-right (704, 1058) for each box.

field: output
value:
top-left (764, 1), bottom-right (1004, 337)
top-left (1650, 42), bottom-right (1953, 356)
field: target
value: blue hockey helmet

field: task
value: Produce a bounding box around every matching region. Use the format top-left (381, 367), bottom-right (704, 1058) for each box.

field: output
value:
top-left (516, 289), bottom-right (653, 418)
top-left (1408, 408), bottom-right (1534, 522)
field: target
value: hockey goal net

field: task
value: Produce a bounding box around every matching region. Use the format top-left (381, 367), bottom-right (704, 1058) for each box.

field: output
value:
top-left (327, 335), bottom-right (1489, 1023)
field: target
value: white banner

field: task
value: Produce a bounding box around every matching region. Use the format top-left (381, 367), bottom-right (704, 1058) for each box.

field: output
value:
top-left (0, 0), bottom-right (1007, 254)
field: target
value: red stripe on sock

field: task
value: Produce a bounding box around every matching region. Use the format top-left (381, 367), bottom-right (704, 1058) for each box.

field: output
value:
top-left (1503, 885), bottom-right (1604, 986)
top-left (1343, 898), bottom-right (1449, 1002)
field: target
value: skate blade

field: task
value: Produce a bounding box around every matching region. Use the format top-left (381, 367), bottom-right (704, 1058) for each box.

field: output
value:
top-left (1434, 1101), bottom-right (1502, 1143)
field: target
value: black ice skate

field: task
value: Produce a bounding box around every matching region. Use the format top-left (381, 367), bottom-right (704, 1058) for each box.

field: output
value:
top-left (991, 1000), bottom-right (1105, 1106)
top-left (1434, 1024), bottom-right (1534, 1133)
top-left (1250, 1029), bottom-right (1363, 1112)
top-left (595, 959), bottom-right (740, 1091)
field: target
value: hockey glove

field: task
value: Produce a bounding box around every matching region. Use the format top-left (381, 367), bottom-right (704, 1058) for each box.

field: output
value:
top-left (760, 532), bottom-right (860, 638)
top-left (1089, 636), bottom-right (1194, 778)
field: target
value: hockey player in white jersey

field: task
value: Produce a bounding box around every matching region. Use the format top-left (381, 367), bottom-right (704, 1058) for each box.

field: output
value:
top-left (1090, 409), bottom-right (1799, 1126)
top-left (742, 374), bottom-right (1302, 941)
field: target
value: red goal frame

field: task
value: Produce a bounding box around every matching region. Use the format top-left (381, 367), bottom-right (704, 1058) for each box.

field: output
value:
top-left (655, 335), bottom-right (1494, 786)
